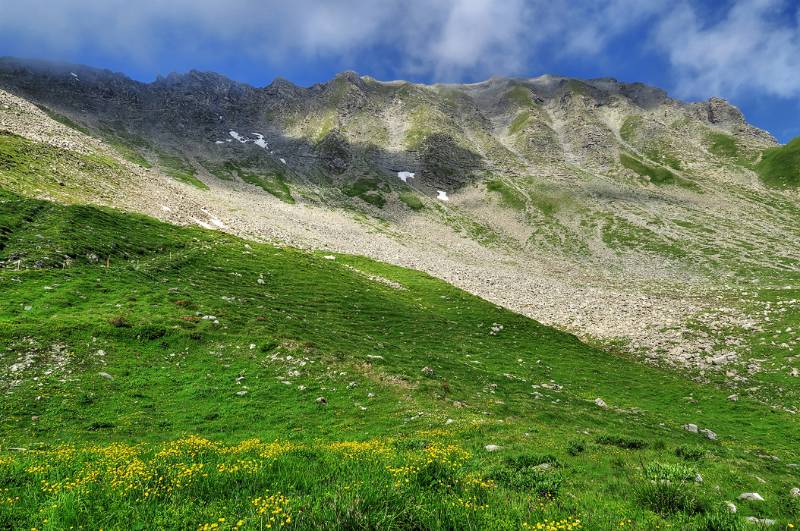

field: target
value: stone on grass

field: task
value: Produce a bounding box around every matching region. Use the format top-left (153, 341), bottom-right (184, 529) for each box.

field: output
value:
top-left (315, 396), bottom-right (328, 405)
top-left (235, 390), bottom-right (248, 396)
top-left (700, 428), bottom-right (717, 440)
top-left (745, 517), bottom-right (775, 526)
top-left (683, 423), bottom-right (699, 433)
top-left (484, 444), bottom-right (501, 452)
top-left (725, 501), bottom-right (737, 513)
top-left (98, 372), bottom-right (114, 380)
top-left (421, 366), bottom-right (434, 376)
top-left (594, 398), bottom-right (608, 409)
top-left (790, 487), bottom-right (800, 497)
top-left (738, 492), bottom-right (764, 501)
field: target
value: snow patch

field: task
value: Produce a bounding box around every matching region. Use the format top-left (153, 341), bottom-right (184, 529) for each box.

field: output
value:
top-left (214, 140), bottom-right (225, 144)
top-left (397, 171), bottom-right (415, 182)
top-left (252, 133), bottom-right (268, 149)
top-left (70, 72), bottom-right (79, 80)
top-left (436, 190), bottom-right (450, 201)
top-left (280, 158), bottom-right (286, 164)
top-left (229, 130), bottom-right (247, 143)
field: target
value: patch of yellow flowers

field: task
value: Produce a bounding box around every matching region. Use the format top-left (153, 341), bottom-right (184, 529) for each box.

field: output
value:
top-left (252, 491), bottom-right (292, 528)
top-left (328, 439), bottom-right (394, 459)
top-left (386, 464), bottom-right (420, 487)
top-left (523, 517), bottom-right (582, 530)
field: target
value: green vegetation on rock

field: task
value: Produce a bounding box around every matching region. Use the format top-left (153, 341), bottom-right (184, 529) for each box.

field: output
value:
top-left (157, 152), bottom-right (208, 190)
top-left (399, 191), bottom-right (423, 211)
top-left (620, 115), bottom-right (642, 143)
top-left (509, 111), bottom-right (531, 135)
top-left (343, 177), bottom-right (386, 207)
top-left (505, 85), bottom-right (533, 107)
top-left (756, 136), bottom-right (800, 188)
top-left (0, 131), bottom-right (124, 199)
top-left (706, 132), bottom-right (738, 158)
top-left (486, 179), bottom-right (526, 211)
top-left (620, 153), bottom-right (682, 187)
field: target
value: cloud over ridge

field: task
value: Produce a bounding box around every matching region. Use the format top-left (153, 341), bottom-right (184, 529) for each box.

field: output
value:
top-left (1, 0), bottom-right (799, 104)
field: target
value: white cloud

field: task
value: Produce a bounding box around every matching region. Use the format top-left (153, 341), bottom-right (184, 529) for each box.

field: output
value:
top-left (0, 0), bottom-right (798, 108)
top-left (0, 0), bottom-right (663, 81)
top-left (653, 0), bottom-right (800, 99)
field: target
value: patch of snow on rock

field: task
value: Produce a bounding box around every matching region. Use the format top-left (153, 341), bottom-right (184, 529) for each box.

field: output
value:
top-left (436, 190), bottom-right (449, 201)
top-left (280, 158), bottom-right (286, 164)
top-left (397, 171), bottom-right (415, 182)
top-left (70, 72), bottom-right (79, 80)
top-left (215, 140), bottom-right (225, 144)
top-left (252, 133), bottom-right (268, 149)
top-left (229, 131), bottom-right (247, 143)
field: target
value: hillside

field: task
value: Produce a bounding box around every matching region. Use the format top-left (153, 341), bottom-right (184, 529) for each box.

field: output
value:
top-left (0, 58), bottom-right (799, 528)
top-left (1, 60), bottom-right (799, 395)
top-left (1, 190), bottom-right (798, 529)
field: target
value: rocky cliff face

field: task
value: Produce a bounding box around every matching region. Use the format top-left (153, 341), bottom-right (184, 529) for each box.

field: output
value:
top-left (0, 57), bottom-right (776, 198)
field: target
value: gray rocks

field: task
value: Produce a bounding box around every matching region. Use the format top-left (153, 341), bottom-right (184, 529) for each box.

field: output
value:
top-left (421, 366), bottom-right (434, 376)
top-left (725, 501), bottom-right (737, 513)
top-left (790, 487), bottom-right (800, 497)
top-left (683, 423), bottom-right (717, 440)
top-left (594, 398), bottom-right (608, 409)
top-left (699, 428), bottom-right (717, 440)
top-left (235, 390), bottom-right (248, 396)
top-left (315, 396), bottom-right (328, 405)
top-left (737, 492), bottom-right (764, 501)
top-left (98, 371), bottom-right (114, 380)
top-left (484, 444), bottom-right (501, 452)
top-left (745, 517), bottom-right (775, 526)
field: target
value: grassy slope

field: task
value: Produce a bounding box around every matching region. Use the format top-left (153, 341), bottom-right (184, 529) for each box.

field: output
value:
top-left (757, 137), bottom-right (800, 188)
top-left (0, 190), bottom-right (798, 529)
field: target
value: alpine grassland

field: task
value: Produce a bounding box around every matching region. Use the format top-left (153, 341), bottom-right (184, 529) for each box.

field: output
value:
top-left (1, 189), bottom-right (799, 529)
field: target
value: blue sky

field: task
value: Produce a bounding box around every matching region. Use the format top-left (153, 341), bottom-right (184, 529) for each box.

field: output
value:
top-left (1, 0), bottom-right (798, 142)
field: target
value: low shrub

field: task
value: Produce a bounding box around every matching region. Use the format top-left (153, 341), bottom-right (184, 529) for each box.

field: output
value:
top-left (595, 434), bottom-right (647, 450)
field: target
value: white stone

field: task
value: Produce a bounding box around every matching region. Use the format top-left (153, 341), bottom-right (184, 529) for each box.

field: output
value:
top-left (738, 492), bottom-right (764, 501)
